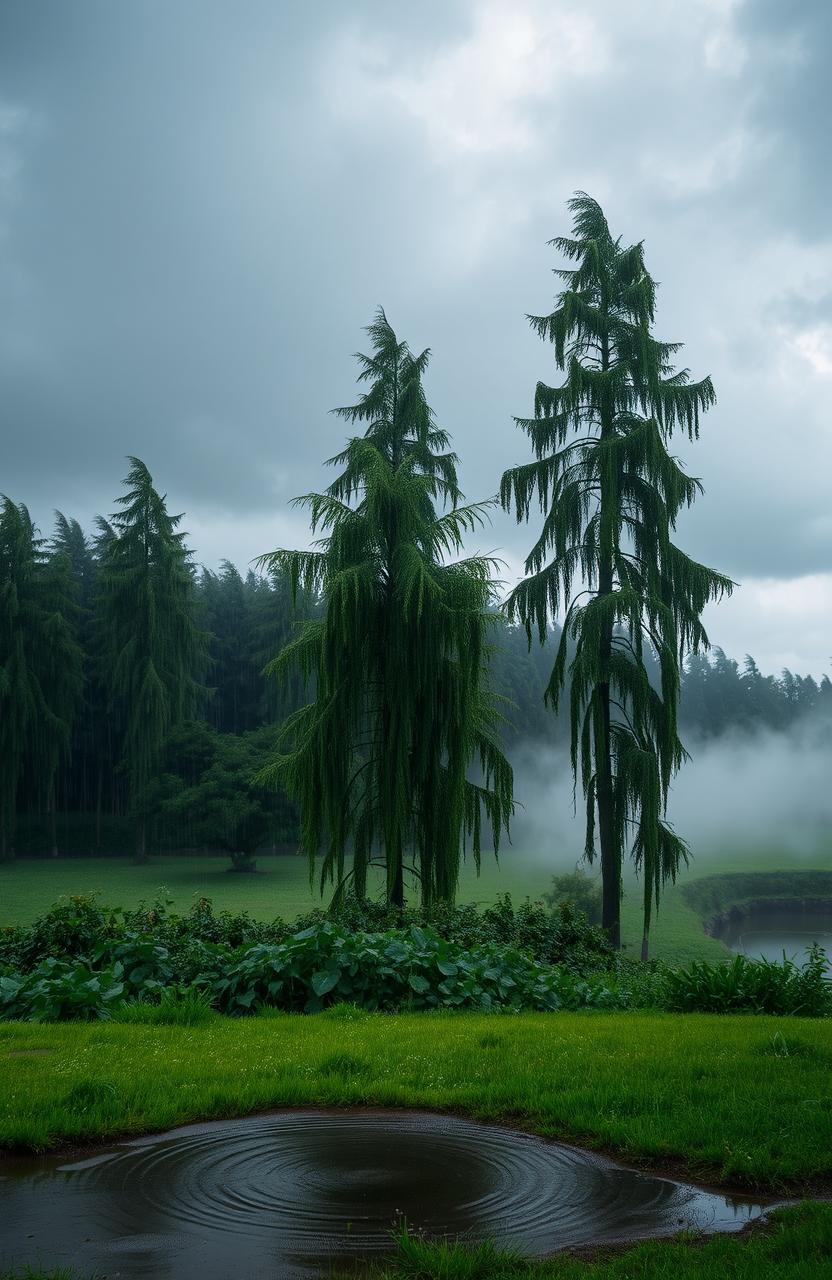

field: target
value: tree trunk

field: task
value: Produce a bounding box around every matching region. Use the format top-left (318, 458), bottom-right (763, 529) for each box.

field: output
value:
top-left (641, 935), bottom-right (649, 961)
top-left (595, 664), bottom-right (620, 947)
top-left (391, 858), bottom-right (404, 909)
top-left (596, 331), bottom-right (621, 948)
top-left (135, 817), bottom-right (147, 864)
top-left (95, 765), bottom-right (103, 849)
top-left (49, 784), bottom-right (58, 858)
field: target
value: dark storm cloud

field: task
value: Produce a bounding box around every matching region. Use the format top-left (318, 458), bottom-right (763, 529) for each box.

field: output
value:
top-left (1, 1), bottom-right (831, 671)
top-left (0, 2), bottom-right (470, 511)
top-left (734, 0), bottom-right (832, 239)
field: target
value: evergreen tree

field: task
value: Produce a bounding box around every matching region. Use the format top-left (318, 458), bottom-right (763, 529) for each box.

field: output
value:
top-left (50, 513), bottom-right (102, 834)
top-left (97, 458), bottom-right (205, 858)
top-left (258, 310), bottom-right (513, 907)
top-left (0, 501), bottom-right (83, 856)
top-left (199, 561), bottom-right (256, 734)
top-left (501, 194), bottom-right (732, 953)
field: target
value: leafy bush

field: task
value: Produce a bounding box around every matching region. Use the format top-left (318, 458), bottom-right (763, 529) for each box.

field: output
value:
top-left (543, 868), bottom-right (602, 924)
top-left (1, 891), bottom-right (612, 979)
top-left (0, 958), bottom-right (125, 1022)
top-left (662, 946), bottom-right (831, 1017)
top-left (2, 894), bottom-right (828, 1023)
top-left (0, 918), bottom-right (625, 1021)
top-left (294, 893), bottom-right (613, 974)
top-left (0, 895), bottom-right (121, 970)
top-left (202, 923), bottom-right (624, 1015)
top-left (0, 894), bottom-right (282, 974)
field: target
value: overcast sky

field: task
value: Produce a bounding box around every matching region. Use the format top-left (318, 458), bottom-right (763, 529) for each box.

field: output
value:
top-left (2, 0), bottom-right (830, 676)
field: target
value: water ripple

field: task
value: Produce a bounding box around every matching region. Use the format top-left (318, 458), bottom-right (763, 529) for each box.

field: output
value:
top-left (1, 1110), bottom-right (771, 1279)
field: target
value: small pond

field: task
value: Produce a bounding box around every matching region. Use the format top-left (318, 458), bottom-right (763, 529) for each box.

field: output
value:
top-left (720, 905), bottom-right (832, 971)
top-left (0, 1110), bottom-right (772, 1278)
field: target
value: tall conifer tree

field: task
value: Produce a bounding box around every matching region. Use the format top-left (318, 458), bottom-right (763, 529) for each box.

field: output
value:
top-left (258, 311), bottom-right (513, 907)
top-left (0, 501), bottom-right (82, 856)
top-left (98, 458), bottom-right (205, 858)
top-left (501, 195), bottom-right (732, 953)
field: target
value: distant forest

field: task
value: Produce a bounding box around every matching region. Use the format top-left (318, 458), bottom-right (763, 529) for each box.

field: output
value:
top-left (2, 467), bottom-right (830, 859)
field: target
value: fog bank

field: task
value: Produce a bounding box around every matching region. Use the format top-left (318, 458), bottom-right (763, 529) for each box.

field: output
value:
top-left (508, 717), bottom-right (832, 871)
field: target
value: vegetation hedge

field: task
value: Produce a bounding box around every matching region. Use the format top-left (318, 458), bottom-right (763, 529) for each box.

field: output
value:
top-left (681, 870), bottom-right (832, 917)
top-left (1, 895), bottom-right (829, 1022)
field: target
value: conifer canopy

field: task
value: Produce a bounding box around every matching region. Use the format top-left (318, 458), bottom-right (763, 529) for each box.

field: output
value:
top-left (97, 458), bottom-right (205, 858)
top-left (258, 310), bottom-right (514, 908)
top-left (501, 194), bottom-right (733, 952)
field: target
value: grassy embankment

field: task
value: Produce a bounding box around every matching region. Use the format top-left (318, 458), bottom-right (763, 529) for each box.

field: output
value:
top-left (3, 841), bottom-right (830, 960)
top-left (2, 1009), bottom-right (831, 1190)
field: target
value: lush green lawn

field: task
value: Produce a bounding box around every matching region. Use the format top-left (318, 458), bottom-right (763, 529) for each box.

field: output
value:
top-left (3, 841), bottom-right (831, 962)
top-left (2, 1009), bottom-right (831, 1189)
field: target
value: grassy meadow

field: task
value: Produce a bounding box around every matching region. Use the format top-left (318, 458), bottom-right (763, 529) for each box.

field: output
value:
top-left (4, 842), bottom-right (832, 1278)
top-left (2, 1009), bottom-right (831, 1189)
top-left (3, 840), bottom-right (831, 962)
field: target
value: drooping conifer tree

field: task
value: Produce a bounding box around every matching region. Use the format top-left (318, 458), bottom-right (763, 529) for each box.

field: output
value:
top-left (98, 458), bottom-right (205, 859)
top-left (501, 194), bottom-right (732, 954)
top-left (258, 310), bottom-right (513, 907)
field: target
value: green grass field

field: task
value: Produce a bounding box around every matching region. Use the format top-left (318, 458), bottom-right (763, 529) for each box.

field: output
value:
top-left (2, 1009), bottom-right (831, 1189)
top-left (3, 840), bottom-right (831, 962)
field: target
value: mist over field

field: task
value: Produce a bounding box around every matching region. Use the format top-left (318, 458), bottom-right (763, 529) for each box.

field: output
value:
top-left (508, 717), bottom-right (832, 870)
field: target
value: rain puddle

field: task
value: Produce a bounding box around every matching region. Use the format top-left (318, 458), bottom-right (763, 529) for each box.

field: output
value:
top-left (0, 1109), bottom-right (773, 1278)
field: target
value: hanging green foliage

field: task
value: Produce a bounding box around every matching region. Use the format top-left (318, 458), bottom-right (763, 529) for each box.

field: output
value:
top-left (501, 194), bottom-right (733, 954)
top-left (258, 310), bottom-right (514, 908)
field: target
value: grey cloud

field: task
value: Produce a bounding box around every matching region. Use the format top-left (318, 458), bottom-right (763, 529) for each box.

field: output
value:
top-left (1, 1), bottom-right (831, 669)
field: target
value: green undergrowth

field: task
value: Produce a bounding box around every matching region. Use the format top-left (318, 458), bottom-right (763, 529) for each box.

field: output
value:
top-left (2, 1010), bottom-right (831, 1189)
top-left (3, 896), bottom-right (829, 1021)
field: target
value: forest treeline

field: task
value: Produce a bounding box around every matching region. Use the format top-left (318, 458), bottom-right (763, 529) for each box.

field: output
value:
top-left (1, 467), bottom-right (829, 860)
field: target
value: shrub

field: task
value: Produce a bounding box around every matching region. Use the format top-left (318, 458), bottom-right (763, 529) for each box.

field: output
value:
top-left (662, 946), bottom-right (831, 1017)
top-left (543, 868), bottom-right (602, 924)
top-left (0, 895), bottom-right (120, 970)
top-left (202, 923), bottom-right (624, 1016)
top-left (0, 958), bottom-right (125, 1022)
top-left (294, 893), bottom-right (613, 974)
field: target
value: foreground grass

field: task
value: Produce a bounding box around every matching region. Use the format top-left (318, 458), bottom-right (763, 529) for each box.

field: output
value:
top-left (2, 1010), bottom-right (831, 1189)
top-left (357, 1203), bottom-right (832, 1279)
top-left (4, 842), bottom-right (830, 960)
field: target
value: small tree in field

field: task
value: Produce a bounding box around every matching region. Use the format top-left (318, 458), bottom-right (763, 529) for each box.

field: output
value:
top-left (258, 311), bottom-right (513, 908)
top-left (501, 194), bottom-right (732, 955)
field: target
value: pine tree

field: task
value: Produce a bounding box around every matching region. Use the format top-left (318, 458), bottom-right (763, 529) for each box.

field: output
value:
top-left (501, 194), bottom-right (732, 954)
top-left (0, 501), bottom-right (83, 857)
top-left (258, 310), bottom-right (513, 908)
top-left (98, 458), bottom-right (205, 858)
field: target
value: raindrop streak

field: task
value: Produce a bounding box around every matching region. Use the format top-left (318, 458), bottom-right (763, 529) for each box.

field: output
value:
top-left (0, 1111), bottom-right (773, 1278)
